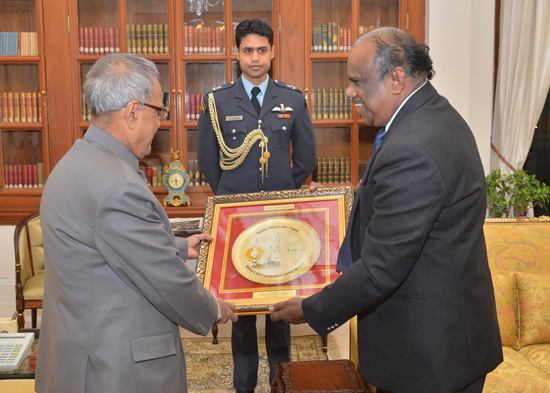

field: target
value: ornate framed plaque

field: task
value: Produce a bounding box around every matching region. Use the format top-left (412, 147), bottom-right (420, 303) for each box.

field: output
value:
top-left (196, 186), bottom-right (353, 314)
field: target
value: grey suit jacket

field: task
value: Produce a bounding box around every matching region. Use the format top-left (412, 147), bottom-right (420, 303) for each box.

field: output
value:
top-left (303, 82), bottom-right (502, 393)
top-left (197, 76), bottom-right (316, 195)
top-left (36, 125), bottom-right (219, 393)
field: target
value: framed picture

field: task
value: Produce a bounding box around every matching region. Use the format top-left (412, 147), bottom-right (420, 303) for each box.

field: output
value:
top-left (196, 186), bottom-right (353, 314)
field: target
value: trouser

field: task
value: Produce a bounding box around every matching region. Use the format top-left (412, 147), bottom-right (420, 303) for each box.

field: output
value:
top-left (231, 314), bottom-right (291, 391)
top-left (377, 375), bottom-right (486, 393)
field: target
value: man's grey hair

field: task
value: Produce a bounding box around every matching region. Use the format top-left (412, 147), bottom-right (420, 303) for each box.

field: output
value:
top-left (83, 53), bottom-right (160, 115)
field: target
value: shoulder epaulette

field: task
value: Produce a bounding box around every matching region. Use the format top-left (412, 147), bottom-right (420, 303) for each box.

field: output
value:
top-left (208, 81), bottom-right (235, 94)
top-left (273, 80), bottom-right (302, 93)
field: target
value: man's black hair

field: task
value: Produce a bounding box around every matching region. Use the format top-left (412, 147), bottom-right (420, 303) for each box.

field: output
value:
top-left (235, 19), bottom-right (274, 48)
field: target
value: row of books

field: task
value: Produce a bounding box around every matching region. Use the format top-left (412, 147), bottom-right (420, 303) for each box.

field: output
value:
top-left (185, 93), bottom-right (204, 120)
top-left (3, 163), bottom-right (44, 188)
top-left (127, 24), bottom-right (169, 55)
top-left (312, 24), bottom-right (351, 53)
top-left (316, 156), bottom-right (351, 184)
top-left (80, 92), bottom-right (170, 122)
top-left (183, 25), bottom-right (226, 54)
top-left (310, 88), bottom-right (352, 120)
top-left (78, 27), bottom-right (120, 55)
top-left (0, 32), bottom-right (38, 56)
top-left (1, 92), bottom-right (42, 123)
top-left (187, 159), bottom-right (209, 186)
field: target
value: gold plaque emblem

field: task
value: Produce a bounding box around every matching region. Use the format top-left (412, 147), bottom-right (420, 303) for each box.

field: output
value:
top-left (231, 217), bottom-right (321, 284)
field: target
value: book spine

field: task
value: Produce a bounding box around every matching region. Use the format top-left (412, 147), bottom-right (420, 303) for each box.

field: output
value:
top-left (152, 166), bottom-right (158, 186)
top-left (13, 92), bottom-right (20, 122)
top-left (20, 92), bottom-right (27, 122)
top-left (135, 24), bottom-right (142, 54)
top-left (153, 24), bottom-right (159, 54)
top-left (79, 27), bottom-right (85, 54)
top-left (37, 162), bottom-right (44, 187)
top-left (31, 92), bottom-right (38, 122)
top-left (147, 24), bottom-right (153, 54)
top-left (81, 93), bottom-right (87, 121)
top-left (1, 92), bottom-right (7, 122)
top-left (37, 93), bottom-right (42, 122)
top-left (321, 24), bottom-right (328, 53)
top-left (83, 27), bottom-right (90, 54)
top-left (193, 25), bottom-right (199, 53)
top-left (163, 24), bottom-right (168, 54)
top-left (114, 27), bottom-right (120, 53)
top-left (31, 164), bottom-right (38, 187)
top-left (7, 92), bottom-right (14, 122)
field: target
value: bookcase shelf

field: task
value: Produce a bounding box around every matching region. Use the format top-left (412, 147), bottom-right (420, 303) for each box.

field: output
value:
top-left (0, 0), bottom-right (424, 224)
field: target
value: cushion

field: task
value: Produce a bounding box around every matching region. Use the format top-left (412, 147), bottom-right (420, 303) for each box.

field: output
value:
top-left (484, 221), bottom-right (550, 274)
top-left (22, 271), bottom-right (45, 300)
top-left (491, 274), bottom-right (519, 348)
top-left (484, 347), bottom-right (550, 392)
top-left (519, 344), bottom-right (550, 376)
top-left (516, 274), bottom-right (550, 347)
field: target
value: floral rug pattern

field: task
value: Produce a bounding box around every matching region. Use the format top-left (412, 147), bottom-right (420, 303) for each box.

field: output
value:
top-left (183, 335), bottom-right (338, 393)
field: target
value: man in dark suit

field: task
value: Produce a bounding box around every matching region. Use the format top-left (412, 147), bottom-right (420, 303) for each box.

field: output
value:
top-left (198, 19), bottom-right (316, 393)
top-left (270, 27), bottom-right (502, 393)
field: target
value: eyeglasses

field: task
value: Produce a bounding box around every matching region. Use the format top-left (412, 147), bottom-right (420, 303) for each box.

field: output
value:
top-left (142, 103), bottom-right (169, 121)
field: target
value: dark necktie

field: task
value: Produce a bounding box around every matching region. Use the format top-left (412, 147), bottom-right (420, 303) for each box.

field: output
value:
top-left (336, 127), bottom-right (387, 272)
top-left (251, 86), bottom-right (261, 116)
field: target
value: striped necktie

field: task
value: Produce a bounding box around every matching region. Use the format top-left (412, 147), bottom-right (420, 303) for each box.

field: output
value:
top-left (336, 127), bottom-right (386, 272)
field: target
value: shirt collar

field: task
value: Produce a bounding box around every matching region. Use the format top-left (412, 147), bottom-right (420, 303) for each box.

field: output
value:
top-left (385, 81), bottom-right (427, 132)
top-left (241, 74), bottom-right (270, 102)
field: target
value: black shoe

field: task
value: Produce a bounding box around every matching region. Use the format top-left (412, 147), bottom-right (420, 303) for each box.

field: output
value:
top-left (236, 390), bottom-right (254, 393)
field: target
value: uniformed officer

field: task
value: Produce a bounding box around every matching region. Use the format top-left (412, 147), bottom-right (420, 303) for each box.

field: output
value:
top-left (197, 19), bottom-right (316, 393)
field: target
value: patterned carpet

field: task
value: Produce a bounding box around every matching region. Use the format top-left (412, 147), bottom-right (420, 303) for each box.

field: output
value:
top-left (183, 335), bottom-right (339, 393)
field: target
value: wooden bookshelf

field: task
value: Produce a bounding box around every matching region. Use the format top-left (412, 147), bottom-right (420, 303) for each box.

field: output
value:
top-left (0, 0), bottom-right (424, 224)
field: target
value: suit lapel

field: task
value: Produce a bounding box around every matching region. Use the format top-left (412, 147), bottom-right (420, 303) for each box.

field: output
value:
top-left (235, 77), bottom-right (259, 118)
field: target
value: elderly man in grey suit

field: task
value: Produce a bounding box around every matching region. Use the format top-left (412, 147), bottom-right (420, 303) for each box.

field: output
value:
top-left (36, 53), bottom-right (237, 393)
top-left (270, 27), bottom-right (502, 393)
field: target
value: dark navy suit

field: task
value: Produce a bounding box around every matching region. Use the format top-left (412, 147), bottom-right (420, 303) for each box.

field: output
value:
top-left (302, 82), bottom-right (502, 393)
top-left (198, 76), bottom-right (316, 390)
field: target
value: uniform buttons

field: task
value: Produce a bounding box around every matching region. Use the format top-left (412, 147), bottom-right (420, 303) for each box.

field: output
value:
top-left (232, 129), bottom-right (236, 134)
top-left (232, 137), bottom-right (236, 140)
top-left (282, 126), bottom-right (287, 131)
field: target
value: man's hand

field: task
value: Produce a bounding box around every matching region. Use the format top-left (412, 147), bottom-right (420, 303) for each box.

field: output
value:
top-left (269, 297), bottom-right (306, 324)
top-left (187, 233), bottom-right (213, 259)
top-left (308, 181), bottom-right (322, 192)
top-left (215, 298), bottom-right (238, 324)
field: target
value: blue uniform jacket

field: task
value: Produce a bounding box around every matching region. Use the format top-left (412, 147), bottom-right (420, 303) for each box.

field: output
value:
top-left (197, 76), bottom-right (316, 195)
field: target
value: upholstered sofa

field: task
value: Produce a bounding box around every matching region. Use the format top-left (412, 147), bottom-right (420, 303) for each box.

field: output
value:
top-left (483, 217), bottom-right (550, 392)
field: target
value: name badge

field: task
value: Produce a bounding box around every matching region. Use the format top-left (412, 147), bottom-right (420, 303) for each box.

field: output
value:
top-left (226, 115), bottom-right (243, 122)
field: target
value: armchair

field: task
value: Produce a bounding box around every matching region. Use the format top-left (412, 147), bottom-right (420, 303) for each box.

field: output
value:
top-left (14, 211), bottom-right (44, 335)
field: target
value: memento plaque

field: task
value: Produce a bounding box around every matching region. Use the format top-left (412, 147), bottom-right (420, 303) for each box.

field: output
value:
top-left (231, 217), bottom-right (321, 284)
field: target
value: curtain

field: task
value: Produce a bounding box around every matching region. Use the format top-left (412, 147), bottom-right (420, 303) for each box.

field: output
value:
top-left (491, 0), bottom-right (550, 174)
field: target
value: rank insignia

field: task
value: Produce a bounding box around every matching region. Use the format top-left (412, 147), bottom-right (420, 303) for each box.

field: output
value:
top-left (272, 103), bottom-right (294, 113)
top-left (277, 114), bottom-right (291, 118)
top-left (200, 99), bottom-right (207, 114)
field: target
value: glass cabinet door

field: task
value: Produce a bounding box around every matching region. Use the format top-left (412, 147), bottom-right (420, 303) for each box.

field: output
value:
top-left (185, 128), bottom-right (208, 186)
top-left (314, 127), bottom-right (351, 184)
top-left (0, 0), bottom-right (39, 56)
top-left (1, 64), bottom-right (42, 124)
top-left (126, 0), bottom-right (169, 55)
top-left (2, 130), bottom-right (44, 188)
top-left (311, 0), bottom-right (352, 54)
top-left (231, 0), bottom-right (272, 54)
top-left (77, 0), bottom-right (120, 55)
top-left (140, 128), bottom-right (171, 187)
top-left (311, 61), bottom-right (351, 121)
top-left (359, 0), bottom-right (399, 35)
top-left (183, 0), bottom-right (225, 55)
top-left (184, 62), bottom-right (225, 121)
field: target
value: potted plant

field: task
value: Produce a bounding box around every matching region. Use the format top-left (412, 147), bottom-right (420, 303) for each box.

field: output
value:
top-left (486, 169), bottom-right (550, 218)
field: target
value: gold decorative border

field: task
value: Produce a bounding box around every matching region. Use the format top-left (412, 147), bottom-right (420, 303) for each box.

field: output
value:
top-left (196, 186), bottom-right (354, 314)
top-left (485, 216), bottom-right (550, 223)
